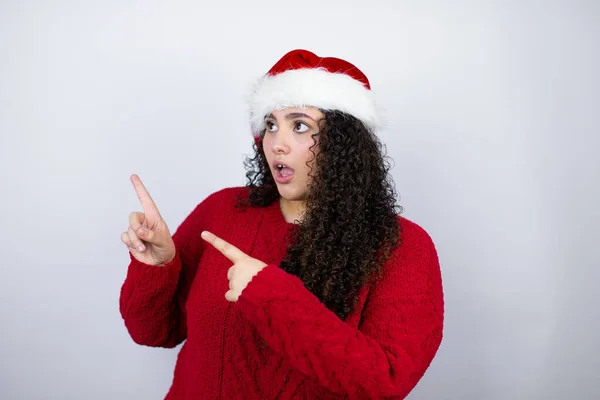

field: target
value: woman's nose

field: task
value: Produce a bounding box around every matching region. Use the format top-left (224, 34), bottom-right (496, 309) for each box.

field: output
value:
top-left (272, 142), bottom-right (289, 154)
top-left (271, 133), bottom-right (291, 154)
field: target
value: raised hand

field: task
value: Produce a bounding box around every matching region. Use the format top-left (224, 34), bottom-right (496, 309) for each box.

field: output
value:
top-left (201, 231), bottom-right (268, 302)
top-left (121, 174), bottom-right (176, 266)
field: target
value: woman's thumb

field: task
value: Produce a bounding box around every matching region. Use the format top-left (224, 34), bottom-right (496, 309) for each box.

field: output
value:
top-left (137, 226), bottom-right (154, 242)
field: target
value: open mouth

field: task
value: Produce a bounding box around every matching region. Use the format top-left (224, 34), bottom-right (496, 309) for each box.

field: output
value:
top-left (273, 162), bottom-right (295, 183)
top-left (276, 164), bottom-right (295, 177)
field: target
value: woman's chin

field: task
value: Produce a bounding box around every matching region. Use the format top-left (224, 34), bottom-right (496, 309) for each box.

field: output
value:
top-left (276, 185), bottom-right (307, 201)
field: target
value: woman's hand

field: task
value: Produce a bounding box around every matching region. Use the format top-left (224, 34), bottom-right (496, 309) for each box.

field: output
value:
top-left (201, 231), bottom-right (268, 302)
top-left (120, 174), bottom-right (176, 266)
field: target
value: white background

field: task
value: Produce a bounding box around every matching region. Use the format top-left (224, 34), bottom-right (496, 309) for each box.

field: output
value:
top-left (1, 1), bottom-right (598, 399)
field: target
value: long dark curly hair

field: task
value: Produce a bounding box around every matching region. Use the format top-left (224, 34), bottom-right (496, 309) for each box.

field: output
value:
top-left (237, 110), bottom-right (402, 320)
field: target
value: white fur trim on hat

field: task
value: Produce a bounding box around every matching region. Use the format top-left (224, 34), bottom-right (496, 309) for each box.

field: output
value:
top-left (249, 68), bottom-right (380, 137)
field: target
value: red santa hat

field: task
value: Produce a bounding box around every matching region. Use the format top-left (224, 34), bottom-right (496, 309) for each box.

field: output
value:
top-left (249, 49), bottom-right (380, 137)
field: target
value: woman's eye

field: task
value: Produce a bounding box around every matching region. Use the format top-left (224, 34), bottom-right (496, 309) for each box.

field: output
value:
top-left (295, 122), bottom-right (309, 133)
top-left (266, 121), bottom-right (277, 132)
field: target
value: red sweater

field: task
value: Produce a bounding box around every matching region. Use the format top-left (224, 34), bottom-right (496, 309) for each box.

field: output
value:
top-left (119, 187), bottom-right (444, 399)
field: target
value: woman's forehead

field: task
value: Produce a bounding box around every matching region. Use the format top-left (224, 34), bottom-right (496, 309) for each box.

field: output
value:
top-left (268, 107), bottom-right (324, 120)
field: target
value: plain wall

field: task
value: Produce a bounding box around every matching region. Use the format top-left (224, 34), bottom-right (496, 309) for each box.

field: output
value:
top-left (1, 1), bottom-right (598, 399)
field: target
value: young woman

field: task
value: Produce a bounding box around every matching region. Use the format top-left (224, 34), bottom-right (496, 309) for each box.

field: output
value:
top-left (119, 49), bottom-right (444, 399)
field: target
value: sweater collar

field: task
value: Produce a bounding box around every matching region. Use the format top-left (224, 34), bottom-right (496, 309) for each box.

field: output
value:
top-left (263, 197), bottom-right (301, 233)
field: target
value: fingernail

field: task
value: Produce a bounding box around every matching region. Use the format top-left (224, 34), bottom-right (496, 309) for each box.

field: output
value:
top-left (201, 231), bottom-right (208, 238)
top-left (138, 227), bottom-right (148, 235)
top-left (137, 245), bottom-right (145, 252)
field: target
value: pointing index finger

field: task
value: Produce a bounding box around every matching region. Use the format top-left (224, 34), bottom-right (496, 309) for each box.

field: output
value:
top-left (201, 231), bottom-right (245, 263)
top-left (130, 174), bottom-right (161, 217)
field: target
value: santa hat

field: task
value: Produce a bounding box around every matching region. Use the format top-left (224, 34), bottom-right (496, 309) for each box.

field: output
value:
top-left (249, 49), bottom-right (380, 137)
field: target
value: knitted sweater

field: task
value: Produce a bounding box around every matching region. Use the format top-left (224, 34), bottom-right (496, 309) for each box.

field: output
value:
top-left (119, 186), bottom-right (444, 399)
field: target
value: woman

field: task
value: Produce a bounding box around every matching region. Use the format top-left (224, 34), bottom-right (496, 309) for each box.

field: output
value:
top-left (119, 49), bottom-right (444, 399)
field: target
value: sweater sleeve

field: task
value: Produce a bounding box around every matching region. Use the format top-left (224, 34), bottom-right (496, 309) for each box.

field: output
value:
top-left (118, 200), bottom-right (209, 348)
top-left (235, 221), bottom-right (444, 399)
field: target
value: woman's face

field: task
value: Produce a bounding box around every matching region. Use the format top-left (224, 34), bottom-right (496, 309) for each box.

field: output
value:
top-left (262, 106), bottom-right (324, 202)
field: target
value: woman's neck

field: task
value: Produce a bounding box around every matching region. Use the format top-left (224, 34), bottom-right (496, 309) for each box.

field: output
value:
top-left (279, 197), bottom-right (306, 224)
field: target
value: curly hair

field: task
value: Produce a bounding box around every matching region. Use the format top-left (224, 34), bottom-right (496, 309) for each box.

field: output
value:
top-left (237, 110), bottom-right (402, 320)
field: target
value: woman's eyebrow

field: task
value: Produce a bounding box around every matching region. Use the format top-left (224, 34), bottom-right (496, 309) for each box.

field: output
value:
top-left (284, 112), bottom-right (315, 121)
top-left (264, 112), bottom-right (316, 121)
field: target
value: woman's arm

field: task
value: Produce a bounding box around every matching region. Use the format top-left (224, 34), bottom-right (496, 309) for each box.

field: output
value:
top-left (236, 219), bottom-right (444, 399)
top-left (119, 200), bottom-right (209, 348)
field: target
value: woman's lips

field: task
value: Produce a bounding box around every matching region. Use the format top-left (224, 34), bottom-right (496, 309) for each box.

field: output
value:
top-left (274, 165), bottom-right (295, 183)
